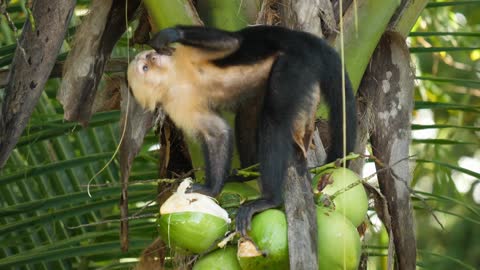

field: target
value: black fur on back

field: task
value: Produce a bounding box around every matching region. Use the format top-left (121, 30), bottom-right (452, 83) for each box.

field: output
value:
top-left (214, 25), bottom-right (357, 164)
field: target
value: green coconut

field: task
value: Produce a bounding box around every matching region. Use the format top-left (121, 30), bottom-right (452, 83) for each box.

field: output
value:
top-left (193, 246), bottom-right (242, 270)
top-left (158, 179), bottom-right (231, 254)
top-left (317, 207), bottom-right (361, 270)
top-left (314, 167), bottom-right (368, 227)
top-left (237, 209), bottom-right (289, 270)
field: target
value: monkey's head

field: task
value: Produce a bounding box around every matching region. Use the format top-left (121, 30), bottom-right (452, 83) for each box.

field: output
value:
top-left (127, 50), bottom-right (173, 111)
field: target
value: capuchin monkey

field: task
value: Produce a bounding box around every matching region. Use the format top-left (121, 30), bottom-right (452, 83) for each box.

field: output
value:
top-left (127, 25), bottom-right (357, 236)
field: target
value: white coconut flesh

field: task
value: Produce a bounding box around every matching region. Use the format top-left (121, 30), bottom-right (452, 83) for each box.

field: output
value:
top-left (160, 178), bottom-right (231, 223)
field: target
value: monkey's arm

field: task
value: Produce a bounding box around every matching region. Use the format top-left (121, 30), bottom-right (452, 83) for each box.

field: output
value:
top-left (188, 113), bottom-right (234, 197)
top-left (148, 26), bottom-right (241, 59)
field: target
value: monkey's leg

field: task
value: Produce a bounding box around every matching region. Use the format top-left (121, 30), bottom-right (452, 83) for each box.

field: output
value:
top-left (235, 56), bottom-right (314, 236)
top-left (227, 95), bottom-right (263, 183)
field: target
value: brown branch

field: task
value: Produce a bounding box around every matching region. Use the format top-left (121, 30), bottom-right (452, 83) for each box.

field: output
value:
top-left (58, 0), bottom-right (141, 126)
top-left (0, 58), bottom-right (128, 88)
top-left (0, 0), bottom-right (76, 168)
top-left (364, 31), bottom-right (417, 270)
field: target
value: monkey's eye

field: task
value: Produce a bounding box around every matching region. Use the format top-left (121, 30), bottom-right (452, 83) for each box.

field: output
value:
top-left (142, 65), bottom-right (149, 72)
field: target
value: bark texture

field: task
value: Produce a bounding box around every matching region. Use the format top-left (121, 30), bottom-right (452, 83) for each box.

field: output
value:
top-left (0, 59), bottom-right (127, 88)
top-left (0, 0), bottom-right (76, 168)
top-left (362, 31), bottom-right (416, 270)
top-left (119, 81), bottom-right (156, 252)
top-left (278, 1), bottom-right (346, 268)
top-left (284, 152), bottom-right (318, 270)
top-left (58, 0), bottom-right (141, 126)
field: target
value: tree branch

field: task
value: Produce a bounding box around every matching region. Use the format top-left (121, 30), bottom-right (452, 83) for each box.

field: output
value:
top-left (0, 0), bottom-right (76, 168)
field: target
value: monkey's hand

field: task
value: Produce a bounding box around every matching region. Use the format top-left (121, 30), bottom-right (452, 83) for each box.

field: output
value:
top-left (236, 199), bottom-right (281, 236)
top-left (187, 183), bottom-right (221, 198)
top-left (156, 46), bottom-right (176, 56)
top-left (148, 28), bottom-right (182, 54)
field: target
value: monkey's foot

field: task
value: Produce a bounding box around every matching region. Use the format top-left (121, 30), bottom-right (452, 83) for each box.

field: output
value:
top-left (235, 199), bottom-right (281, 236)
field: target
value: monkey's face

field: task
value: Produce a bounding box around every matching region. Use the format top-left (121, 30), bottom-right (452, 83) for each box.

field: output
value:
top-left (127, 50), bottom-right (172, 111)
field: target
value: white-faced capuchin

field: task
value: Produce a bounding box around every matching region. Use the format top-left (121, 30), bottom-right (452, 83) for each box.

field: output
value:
top-left (127, 25), bottom-right (357, 236)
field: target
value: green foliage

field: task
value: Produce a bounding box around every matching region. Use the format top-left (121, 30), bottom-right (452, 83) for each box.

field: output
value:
top-left (0, 3), bottom-right (160, 269)
top-left (407, 1), bottom-right (480, 269)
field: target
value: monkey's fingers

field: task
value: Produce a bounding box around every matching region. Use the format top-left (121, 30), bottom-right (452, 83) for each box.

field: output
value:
top-left (235, 208), bottom-right (252, 237)
top-left (148, 28), bottom-right (181, 51)
top-left (157, 46), bottom-right (176, 56)
top-left (187, 183), bottom-right (218, 197)
top-left (236, 199), bottom-right (282, 236)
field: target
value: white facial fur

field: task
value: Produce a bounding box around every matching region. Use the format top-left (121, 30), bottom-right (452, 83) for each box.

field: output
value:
top-left (127, 50), bottom-right (172, 111)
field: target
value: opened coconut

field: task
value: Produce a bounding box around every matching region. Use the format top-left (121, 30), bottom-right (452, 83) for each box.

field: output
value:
top-left (158, 179), bottom-right (231, 254)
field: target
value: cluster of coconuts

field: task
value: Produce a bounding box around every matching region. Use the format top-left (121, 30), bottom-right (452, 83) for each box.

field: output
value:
top-left (157, 167), bottom-right (368, 270)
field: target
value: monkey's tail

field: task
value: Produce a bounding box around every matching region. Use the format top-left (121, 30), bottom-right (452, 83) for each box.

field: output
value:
top-left (319, 54), bottom-right (357, 163)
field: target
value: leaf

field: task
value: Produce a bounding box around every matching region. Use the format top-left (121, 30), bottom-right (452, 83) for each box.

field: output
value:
top-left (0, 184), bottom-right (153, 217)
top-left (0, 240), bottom-right (152, 268)
top-left (0, 153), bottom-right (114, 186)
top-left (416, 159), bottom-right (480, 179)
top-left (414, 101), bottom-right (480, 113)
top-left (412, 124), bottom-right (480, 131)
top-left (426, 1), bottom-right (480, 8)
top-left (410, 46), bottom-right (480, 53)
top-left (413, 190), bottom-right (480, 218)
top-left (417, 250), bottom-right (477, 270)
top-left (416, 76), bottom-right (480, 88)
top-left (409, 32), bottom-right (480, 37)
top-left (412, 139), bottom-right (476, 145)
top-left (0, 190), bottom-right (153, 236)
